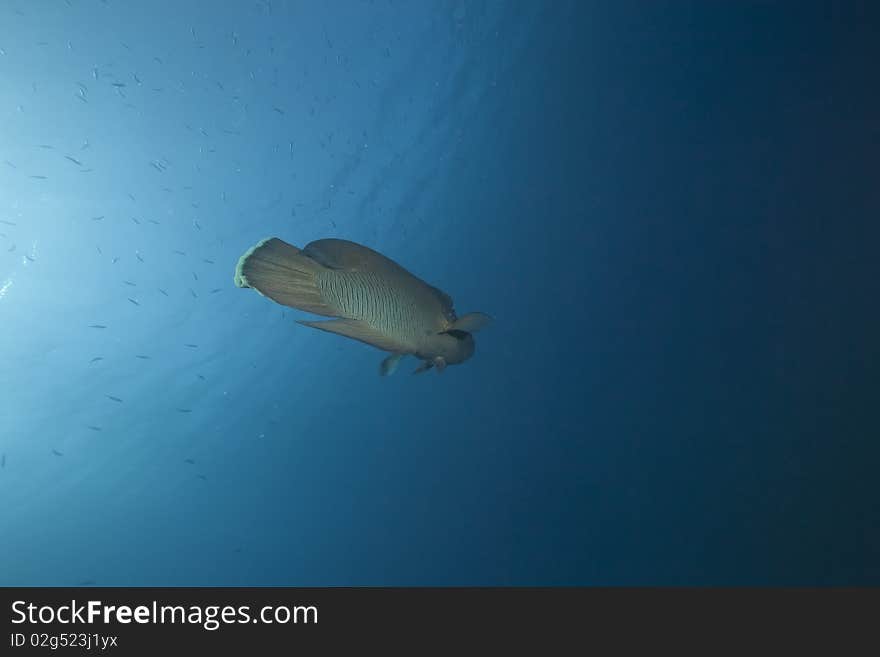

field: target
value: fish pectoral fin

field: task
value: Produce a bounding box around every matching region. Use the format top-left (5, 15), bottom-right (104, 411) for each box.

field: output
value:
top-left (297, 319), bottom-right (406, 353)
top-left (380, 353), bottom-right (405, 376)
top-left (450, 312), bottom-right (492, 333)
top-left (412, 360), bottom-right (434, 375)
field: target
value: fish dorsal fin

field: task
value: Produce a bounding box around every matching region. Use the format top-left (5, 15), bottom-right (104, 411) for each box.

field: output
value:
top-left (303, 238), bottom-right (402, 274)
top-left (449, 312), bottom-right (492, 333)
top-left (297, 318), bottom-right (408, 353)
top-left (429, 285), bottom-right (454, 311)
top-left (304, 238), bottom-right (456, 315)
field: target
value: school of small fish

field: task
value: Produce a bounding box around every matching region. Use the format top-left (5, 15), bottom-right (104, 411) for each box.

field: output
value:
top-left (0, 1), bottom-right (479, 499)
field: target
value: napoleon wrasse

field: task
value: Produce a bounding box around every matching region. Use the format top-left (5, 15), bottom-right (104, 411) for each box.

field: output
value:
top-left (234, 237), bottom-right (491, 375)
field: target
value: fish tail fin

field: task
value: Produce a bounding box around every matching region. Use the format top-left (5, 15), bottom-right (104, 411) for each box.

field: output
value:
top-left (234, 237), bottom-right (336, 316)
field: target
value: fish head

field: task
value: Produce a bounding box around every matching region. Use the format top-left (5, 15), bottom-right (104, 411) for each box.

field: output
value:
top-left (421, 329), bottom-right (475, 365)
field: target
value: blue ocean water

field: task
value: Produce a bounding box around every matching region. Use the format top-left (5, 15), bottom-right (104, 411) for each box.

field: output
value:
top-left (1, 1), bottom-right (878, 586)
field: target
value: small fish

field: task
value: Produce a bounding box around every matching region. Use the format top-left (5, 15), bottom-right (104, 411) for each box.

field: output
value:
top-left (133, 73), bottom-right (142, 84)
top-left (189, 289), bottom-right (197, 298)
top-left (210, 288), bottom-right (222, 294)
top-left (184, 344), bottom-right (198, 348)
top-left (91, 215), bottom-right (104, 221)
top-left (131, 217), bottom-right (140, 225)
top-left (111, 257), bottom-right (120, 264)
top-left (29, 175), bottom-right (48, 179)
top-left (7, 244), bottom-right (16, 252)
top-left (86, 425), bottom-right (102, 432)
top-left (106, 395), bottom-right (123, 403)
top-left (0, 220), bottom-right (16, 226)
top-left (193, 220), bottom-right (201, 230)
top-left (111, 82), bottom-right (126, 88)
top-left (197, 375), bottom-right (206, 381)
top-left (273, 107), bottom-right (284, 115)
top-left (135, 355), bottom-right (151, 360)
top-left (148, 219), bottom-right (160, 225)
top-left (89, 357), bottom-right (104, 363)
top-left (64, 155), bottom-right (83, 166)
top-left (39, 144), bottom-right (54, 150)
top-left (158, 288), bottom-right (168, 296)
top-left (89, 324), bottom-right (107, 329)
top-left (4, 160), bottom-right (16, 168)
top-left (177, 408), bottom-right (193, 413)
top-left (123, 281), bottom-right (136, 286)
top-left (128, 193), bottom-right (136, 201)
top-left (192, 272), bottom-right (198, 281)
top-left (127, 298), bottom-right (140, 306)
top-left (52, 449), bottom-right (63, 457)
top-left (136, 252), bottom-right (144, 263)
top-left (184, 458), bottom-right (195, 465)
top-left (173, 250), bottom-right (186, 256)
top-left (202, 259), bottom-right (214, 265)
top-left (24, 255), bottom-right (35, 262)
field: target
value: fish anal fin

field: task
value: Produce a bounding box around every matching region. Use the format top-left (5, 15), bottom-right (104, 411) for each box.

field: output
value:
top-left (298, 319), bottom-right (407, 353)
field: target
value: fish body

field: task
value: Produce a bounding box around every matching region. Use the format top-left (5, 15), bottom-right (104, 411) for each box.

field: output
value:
top-left (234, 237), bottom-right (490, 374)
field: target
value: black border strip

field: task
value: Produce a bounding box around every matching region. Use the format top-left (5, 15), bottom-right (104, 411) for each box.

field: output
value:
top-left (2, 587), bottom-right (877, 653)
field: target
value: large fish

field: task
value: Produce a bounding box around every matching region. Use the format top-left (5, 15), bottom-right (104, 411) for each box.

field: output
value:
top-left (234, 237), bottom-right (491, 375)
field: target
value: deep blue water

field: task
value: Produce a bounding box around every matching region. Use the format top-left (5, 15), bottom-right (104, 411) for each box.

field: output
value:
top-left (1, 1), bottom-right (878, 586)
